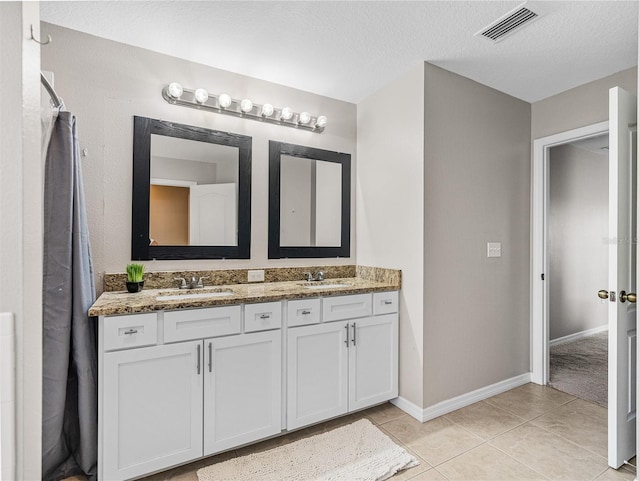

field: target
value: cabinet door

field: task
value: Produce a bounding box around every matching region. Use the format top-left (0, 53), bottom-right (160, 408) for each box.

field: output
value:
top-left (203, 330), bottom-right (282, 456)
top-left (287, 322), bottom-right (349, 430)
top-left (348, 314), bottom-right (398, 411)
top-left (102, 341), bottom-right (203, 481)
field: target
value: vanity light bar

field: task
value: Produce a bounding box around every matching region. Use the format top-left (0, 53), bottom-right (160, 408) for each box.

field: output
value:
top-left (162, 83), bottom-right (327, 133)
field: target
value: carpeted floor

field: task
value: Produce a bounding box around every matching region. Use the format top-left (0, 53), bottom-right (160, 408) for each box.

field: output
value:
top-left (549, 331), bottom-right (608, 407)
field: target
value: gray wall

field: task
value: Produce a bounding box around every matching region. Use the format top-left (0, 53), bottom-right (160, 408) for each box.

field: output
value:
top-left (151, 157), bottom-right (219, 185)
top-left (423, 63), bottom-right (531, 406)
top-left (357, 62), bottom-right (531, 410)
top-left (549, 143), bottom-right (608, 340)
top-left (357, 64), bottom-right (425, 408)
top-left (41, 23), bottom-right (357, 290)
top-left (532, 67), bottom-right (637, 139)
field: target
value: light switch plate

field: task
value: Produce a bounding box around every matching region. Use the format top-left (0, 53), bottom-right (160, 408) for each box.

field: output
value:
top-left (248, 269), bottom-right (265, 282)
top-left (487, 242), bottom-right (502, 258)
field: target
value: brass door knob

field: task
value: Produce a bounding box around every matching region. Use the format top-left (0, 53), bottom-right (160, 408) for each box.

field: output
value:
top-left (620, 291), bottom-right (637, 303)
top-left (598, 290), bottom-right (609, 300)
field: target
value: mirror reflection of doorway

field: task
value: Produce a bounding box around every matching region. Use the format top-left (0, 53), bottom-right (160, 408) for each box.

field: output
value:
top-left (149, 184), bottom-right (190, 245)
top-left (547, 133), bottom-right (609, 407)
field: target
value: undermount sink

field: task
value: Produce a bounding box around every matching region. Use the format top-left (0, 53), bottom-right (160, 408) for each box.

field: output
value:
top-left (156, 290), bottom-right (234, 301)
top-left (301, 283), bottom-right (351, 290)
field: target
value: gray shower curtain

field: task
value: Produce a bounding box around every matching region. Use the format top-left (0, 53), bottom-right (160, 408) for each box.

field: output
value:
top-left (42, 111), bottom-right (98, 480)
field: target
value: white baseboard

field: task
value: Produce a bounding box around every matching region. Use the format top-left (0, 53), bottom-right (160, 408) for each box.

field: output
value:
top-left (549, 324), bottom-right (608, 347)
top-left (391, 372), bottom-right (532, 423)
top-left (390, 396), bottom-right (424, 421)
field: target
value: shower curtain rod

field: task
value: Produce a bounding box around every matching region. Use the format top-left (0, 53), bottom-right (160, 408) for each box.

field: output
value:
top-left (41, 72), bottom-right (63, 109)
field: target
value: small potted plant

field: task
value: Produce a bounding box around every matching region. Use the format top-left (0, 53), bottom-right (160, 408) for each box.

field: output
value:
top-left (126, 263), bottom-right (145, 293)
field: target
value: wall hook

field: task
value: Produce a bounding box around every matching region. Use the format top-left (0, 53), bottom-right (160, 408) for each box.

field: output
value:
top-left (30, 25), bottom-right (52, 45)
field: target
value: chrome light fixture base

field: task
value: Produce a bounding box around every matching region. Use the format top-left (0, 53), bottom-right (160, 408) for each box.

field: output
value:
top-left (162, 85), bottom-right (326, 133)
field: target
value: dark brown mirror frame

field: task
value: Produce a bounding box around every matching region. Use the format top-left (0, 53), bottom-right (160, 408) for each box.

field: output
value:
top-left (268, 141), bottom-right (350, 259)
top-left (132, 116), bottom-right (252, 260)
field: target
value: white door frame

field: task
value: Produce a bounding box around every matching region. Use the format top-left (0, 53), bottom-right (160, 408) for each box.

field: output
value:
top-left (531, 120), bottom-right (609, 385)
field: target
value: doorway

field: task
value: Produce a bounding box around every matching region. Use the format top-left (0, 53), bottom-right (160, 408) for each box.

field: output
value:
top-left (531, 120), bottom-right (609, 386)
top-left (546, 134), bottom-right (609, 407)
top-left (532, 86), bottom-right (638, 469)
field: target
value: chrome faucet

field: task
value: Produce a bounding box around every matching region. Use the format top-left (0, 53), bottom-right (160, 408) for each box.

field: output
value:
top-left (174, 276), bottom-right (209, 289)
top-left (304, 271), bottom-right (325, 282)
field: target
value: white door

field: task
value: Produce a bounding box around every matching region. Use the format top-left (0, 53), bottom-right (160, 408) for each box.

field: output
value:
top-left (203, 331), bottom-right (282, 456)
top-left (189, 183), bottom-right (236, 245)
top-left (102, 341), bottom-right (203, 481)
top-left (608, 86), bottom-right (637, 468)
top-left (287, 322), bottom-right (349, 430)
top-left (348, 314), bottom-right (398, 411)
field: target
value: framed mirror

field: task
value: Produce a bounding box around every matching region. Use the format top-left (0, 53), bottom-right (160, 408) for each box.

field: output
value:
top-left (268, 141), bottom-right (350, 259)
top-left (132, 116), bottom-right (251, 260)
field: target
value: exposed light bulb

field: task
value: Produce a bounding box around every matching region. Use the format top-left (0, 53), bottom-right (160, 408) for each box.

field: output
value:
top-left (218, 93), bottom-right (232, 109)
top-left (261, 103), bottom-right (274, 117)
top-left (298, 112), bottom-right (311, 125)
top-left (240, 99), bottom-right (253, 113)
top-left (281, 107), bottom-right (293, 121)
top-left (167, 82), bottom-right (183, 99)
top-left (315, 115), bottom-right (328, 128)
top-left (194, 88), bottom-right (209, 104)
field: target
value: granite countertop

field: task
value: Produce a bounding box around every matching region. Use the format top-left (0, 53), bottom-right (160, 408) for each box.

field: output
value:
top-left (88, 276), bottom-right (400, 317)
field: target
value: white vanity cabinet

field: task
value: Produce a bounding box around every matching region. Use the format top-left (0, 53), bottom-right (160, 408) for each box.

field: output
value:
top-left (99, 303), bottom-right (282, 481)
top-left (98, 291), bottom-right (398, 480)
top-left (348, 313), bottom-right (398, 410)
top-left (286, 291), bottom-right (399, 430)
top-left (203, 329), bottom-right (281, 455)
top-left (287, 321), bottom-right (350, 429)
top-left (101, 340), bottom-right (204, 481)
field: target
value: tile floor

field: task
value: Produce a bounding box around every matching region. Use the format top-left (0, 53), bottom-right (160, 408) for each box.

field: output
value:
top-left (67, 383), bottom-right (637, 481)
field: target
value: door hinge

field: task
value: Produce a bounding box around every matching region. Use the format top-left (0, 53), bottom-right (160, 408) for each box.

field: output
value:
top-left (541, 273), bottom-right (545, 281)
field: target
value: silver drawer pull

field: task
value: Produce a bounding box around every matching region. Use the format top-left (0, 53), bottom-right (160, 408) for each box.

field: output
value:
top-left (208, 342), bottom-right (212, 373)
top-left (384, 300), bottom-right (393, 305)
top-left (124, 329), bottom-right (138, 335)
top-left (259, 314), bottom-right (271, 320)
top-left (301, 310), bottom-right (311, 315)
top-left (197, 344), bottom-right (201, 375)
top-left (344, 323), bottom-right (349, 347)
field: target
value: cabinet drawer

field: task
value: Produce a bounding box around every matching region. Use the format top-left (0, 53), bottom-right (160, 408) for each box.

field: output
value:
top-left (244, 302), bottom-right (282, 333)
top-left (103, 313), bottom-right (157, 352)
top-left (164, 306), bottom-right (241, 343)
top-left (373, 291), bottom-right (399, 315)
top-left (322, 294), bottom-right (372, 322)
top-left (287, 298), bottom-right (321, 327)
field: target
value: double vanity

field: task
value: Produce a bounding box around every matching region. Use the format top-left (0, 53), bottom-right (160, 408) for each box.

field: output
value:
top-left (89, 267), bottom-right (400, 481)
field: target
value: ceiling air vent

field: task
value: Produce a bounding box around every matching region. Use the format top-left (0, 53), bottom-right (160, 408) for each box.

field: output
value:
top-left (476, 4), bottom-right (539, 42)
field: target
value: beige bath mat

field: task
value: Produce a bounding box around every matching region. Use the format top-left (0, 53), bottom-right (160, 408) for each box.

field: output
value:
top-left (197, 418), bottom-right (419, 481)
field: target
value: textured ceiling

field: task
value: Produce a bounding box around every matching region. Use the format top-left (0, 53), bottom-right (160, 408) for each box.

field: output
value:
top-left (40, 1), bottom-right (638, 104)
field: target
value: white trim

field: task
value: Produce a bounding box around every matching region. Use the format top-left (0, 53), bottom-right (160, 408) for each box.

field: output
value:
top-left (390, 396), bottom-right (424, 422)
top-left (0, 312), bottom-right (15, 481)
top-left (549, 325), bottom-right (608, 347)
top-left (150, 177), bottom-right (197, 187)
top-left (391, 373), bottom-right (532, 423)
top-left (531, 121), bottom-right (610, 386)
